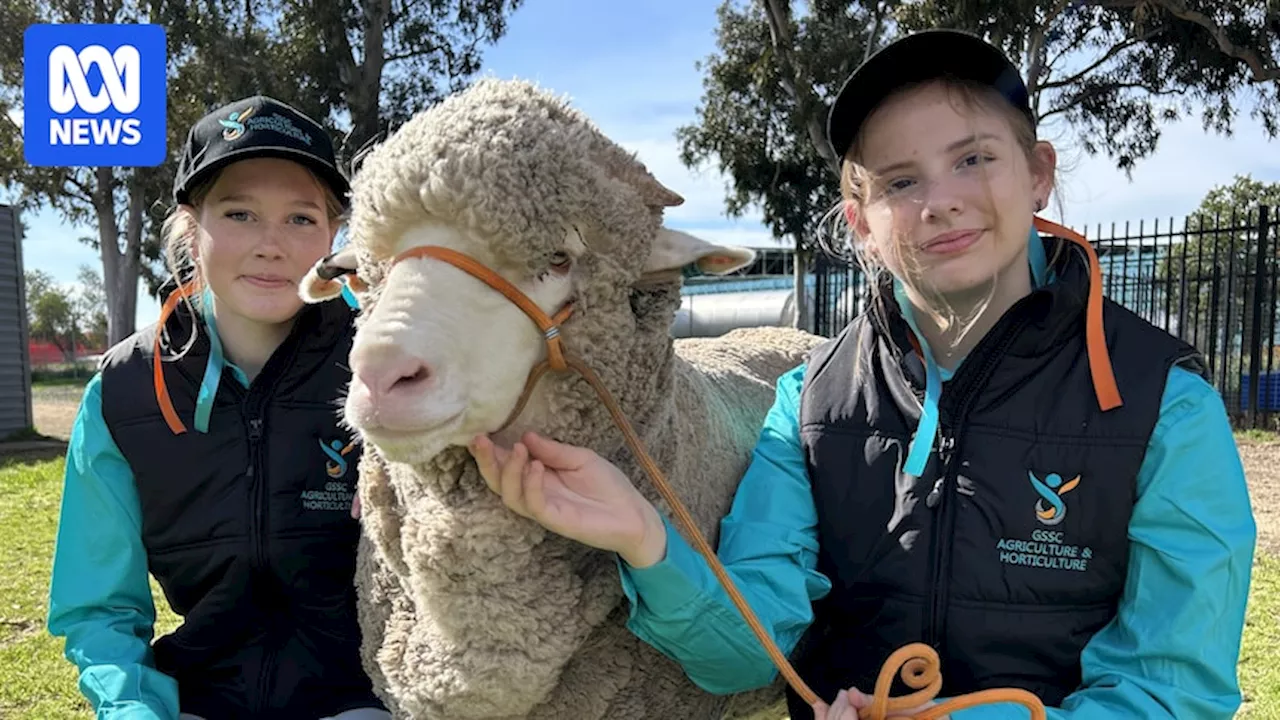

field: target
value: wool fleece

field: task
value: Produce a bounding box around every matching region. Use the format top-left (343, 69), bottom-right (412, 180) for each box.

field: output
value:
top-left (315, 78), bottom-right (824, 719)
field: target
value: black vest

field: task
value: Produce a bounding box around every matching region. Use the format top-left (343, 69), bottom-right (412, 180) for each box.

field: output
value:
top-left (99, 299), bottom-right (383, 719)
top-left (785, 242), bottom-right (1205, 719)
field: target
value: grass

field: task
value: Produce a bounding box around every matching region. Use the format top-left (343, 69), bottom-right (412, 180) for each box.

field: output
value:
top-left (1241, 553), bottom-right (1280, 719)
top-left (0, 456), bottom-right (179, 719)
top-left (0, 455), bottom-right (1276, 718)
top-left (1237, 428), bottom-right (1280, 444)
top-left (31, 377), bottom-right (95, 389)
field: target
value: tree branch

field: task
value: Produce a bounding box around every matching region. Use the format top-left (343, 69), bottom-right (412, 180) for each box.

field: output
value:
top-left (1038, 81), bottom-right (1188, 122)
top-left (1148, 0), bottom-right (1280, 82)
top-left (863, 0), bottom-right (885, 63)
top-left (761, 0), bottom-right (840, 177)
top-left (1024, 0), bottom-right (1076, 99)
top-left (64, 172), bottom-right (94, 203)
top-left (1038, 36), bottom-right (1143, 92)
top-left (1043, 26), bottom-right (1093, 76)
top-left (384, 47), bottom-right (432, 63)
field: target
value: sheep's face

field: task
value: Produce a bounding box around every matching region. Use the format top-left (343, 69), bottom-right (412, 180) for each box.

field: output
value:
top-left (304, 222), bottom-right (754, 464)
top-left (329, 218), bottom-right (578, 462)
top-left (296, 78), bottom-right (758, 463)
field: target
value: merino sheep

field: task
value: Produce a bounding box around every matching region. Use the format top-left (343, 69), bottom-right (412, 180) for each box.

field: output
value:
top-left (301, 78), bottom-right (825, 719)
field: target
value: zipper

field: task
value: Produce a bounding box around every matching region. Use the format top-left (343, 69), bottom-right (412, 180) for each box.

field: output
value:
top-left (924, 426), bottom-right (959, 648)
top-left (246, 414), bottom-right (267, 567)
top-left (230, 307), bottom-right (326, 715)
top-left (256, 644), bottom-right (278, 714)
top-left (244, 411), bottom-right (269, 716)
top-left (922, 312), bottom-right (1032, 649)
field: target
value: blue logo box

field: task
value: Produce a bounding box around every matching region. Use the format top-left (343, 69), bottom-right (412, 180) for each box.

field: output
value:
top-left (23, 23), bottom-right (167, 167)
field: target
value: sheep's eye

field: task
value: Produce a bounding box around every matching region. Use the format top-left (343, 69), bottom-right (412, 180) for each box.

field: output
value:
top-left (549, 252), bottom-right (572, 272)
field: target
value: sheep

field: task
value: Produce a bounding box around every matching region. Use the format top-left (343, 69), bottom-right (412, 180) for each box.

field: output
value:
top-left (300, 77), bottom-right (825, 720)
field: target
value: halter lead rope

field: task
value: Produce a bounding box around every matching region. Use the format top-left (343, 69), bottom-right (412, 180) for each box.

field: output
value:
top-left (372, 243), bottom-right (1053, 719)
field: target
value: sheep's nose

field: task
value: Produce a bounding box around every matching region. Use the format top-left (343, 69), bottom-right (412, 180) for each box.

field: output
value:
top-left (349, 344), bottom-right (433, 404)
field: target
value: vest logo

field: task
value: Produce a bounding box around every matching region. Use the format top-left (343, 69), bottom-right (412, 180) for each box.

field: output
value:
top-left (320, 438), bottom-right (356, 478)
top-left (302, 437), bottom-right (357, 512)
top-left (1029, 471), bottom-right (1080, 526)
top-left (994, 469), bottom-right (1092, 573)
top-left (23, 23), bottom-right (167, 167)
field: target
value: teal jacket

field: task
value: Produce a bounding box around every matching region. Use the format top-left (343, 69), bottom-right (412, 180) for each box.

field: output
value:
top-left (46, 307), bottom-right (251, 719)
top-left (616, 360), bottom-right (1257, 718)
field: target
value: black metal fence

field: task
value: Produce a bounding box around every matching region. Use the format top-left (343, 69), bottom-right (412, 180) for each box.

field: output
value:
top-left (812, 205), bottom-right (1278, 429)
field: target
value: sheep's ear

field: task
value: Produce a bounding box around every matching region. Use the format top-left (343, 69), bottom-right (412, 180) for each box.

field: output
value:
top-left (639, 227), bottom-right (756, 284)
top-left (300, 246), bottom-right (363, 304)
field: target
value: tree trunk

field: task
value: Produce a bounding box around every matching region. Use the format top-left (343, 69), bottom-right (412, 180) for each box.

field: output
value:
top-left (761, 0), bottom-right (841, 179)
top-left (53, 333), bottom-right (74, 363)
top-left (119, 176), bottom-right (145, 336)
top-left (94, 168), bottom-right (145, 345)
top-left (793, 242), bottom-right (810, 332)
top-left (346, 0), bottom-right (389, 157)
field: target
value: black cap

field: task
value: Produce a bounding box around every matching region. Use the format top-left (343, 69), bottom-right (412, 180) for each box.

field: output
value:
top-left (173, 95), bottom-right (350, 207)
top-left (826, 29), bottom-right (1034, 160)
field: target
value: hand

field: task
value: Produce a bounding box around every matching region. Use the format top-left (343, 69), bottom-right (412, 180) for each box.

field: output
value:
top-left (811, 688), bottom-right (947, 720)
top-left (469, 431), bottom-right (668, 567)
top-left (351, 492), bottom-right (361, 519)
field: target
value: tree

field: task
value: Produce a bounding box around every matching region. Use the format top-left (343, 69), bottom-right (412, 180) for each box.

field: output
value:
top-left (1, 0), bottom-right (525, 343)
top-left (75, 264), bottom-right (109, 348)
top-left (26, 268), bottom-right (79, 362)
top-left (677, 0), bottom-right (894, 329)
top-left (893, 0), bottom-right (1280, 176)
top-left (272, 0), bottom-right (526, 165)
top-left (1157, 175), bottom-right (1280, 381)
top-left (24, 265), bottom-right (110, 363)
top-left (680, 1), bottom-right (1279, 330)
top-left (0, 0), bottom-right (299, 345)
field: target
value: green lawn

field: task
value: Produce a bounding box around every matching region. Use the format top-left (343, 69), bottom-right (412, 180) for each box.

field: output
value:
top-left (0, 454), bottom-right (1276, 718)
top-left (0, 455), bottom-right (180, 719)
top-left (1242, 552), bottom-right (1280, 719)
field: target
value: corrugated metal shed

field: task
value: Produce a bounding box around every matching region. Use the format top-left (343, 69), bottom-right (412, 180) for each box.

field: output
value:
top-left (0, 204), bottom-right (33, 439)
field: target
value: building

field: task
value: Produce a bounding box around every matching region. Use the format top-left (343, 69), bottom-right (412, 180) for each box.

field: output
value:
top-left (0, 204), bottom-right (33, 439)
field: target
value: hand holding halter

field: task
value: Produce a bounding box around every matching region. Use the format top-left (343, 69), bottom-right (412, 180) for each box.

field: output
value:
top-left (809, 642), bottom-right (1045, 719)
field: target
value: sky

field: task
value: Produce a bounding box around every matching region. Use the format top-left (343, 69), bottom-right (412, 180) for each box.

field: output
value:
top-left (15, 0), bottom-right (1280, 328)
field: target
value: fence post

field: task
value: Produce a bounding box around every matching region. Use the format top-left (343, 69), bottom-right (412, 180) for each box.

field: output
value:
top-left (812, 252), bottom-right (827, 336)
top-left (1249, 205), bottom-right (1272, 428)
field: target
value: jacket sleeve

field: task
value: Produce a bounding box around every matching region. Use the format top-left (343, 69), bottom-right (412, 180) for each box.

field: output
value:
top-left (614, 363), bottom-right (832, 694)
top-left (950, 364), bottom-right (1257, 719)
top-left (46, 373), bottom-right (182, 719)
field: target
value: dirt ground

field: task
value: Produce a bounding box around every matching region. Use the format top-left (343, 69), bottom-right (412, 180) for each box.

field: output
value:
top-left (15, 387), bottom-right (1280, 553)
top-left (30, 385), bottom-right (84, 443)
top-left (1238, 437), bottom-right (1280, 554)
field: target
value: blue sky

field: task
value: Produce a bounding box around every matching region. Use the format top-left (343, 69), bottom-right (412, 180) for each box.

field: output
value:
top-left (16, 0), bottom-right (1280, 327)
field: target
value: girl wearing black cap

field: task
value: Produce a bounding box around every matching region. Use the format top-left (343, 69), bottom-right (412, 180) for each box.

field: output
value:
top-left (46, 96), bottom-right (390, 719)
top-left (467, 30), bottom-right (1256, 720)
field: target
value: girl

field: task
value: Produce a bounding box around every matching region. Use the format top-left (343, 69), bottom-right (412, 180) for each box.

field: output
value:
top-left (468, 30), bottom-right (1257, 720)
top-left (46, 96), bottom-right (389, 719)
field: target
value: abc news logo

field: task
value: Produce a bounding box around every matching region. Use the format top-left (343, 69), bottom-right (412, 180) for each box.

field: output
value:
top-left (48, 44), bottom-right (143, 146)
top-left (24, 24), bottom-right (166, 167)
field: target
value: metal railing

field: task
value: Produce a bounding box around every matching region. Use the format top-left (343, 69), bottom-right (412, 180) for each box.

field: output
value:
top-left (811, 206), bottom-right (1277, 429)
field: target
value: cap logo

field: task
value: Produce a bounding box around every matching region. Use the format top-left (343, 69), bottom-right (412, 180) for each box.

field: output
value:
top-left (219, 105), bottom-right (254, 140)
top-left (217, 104), bottom-right (314, 147)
